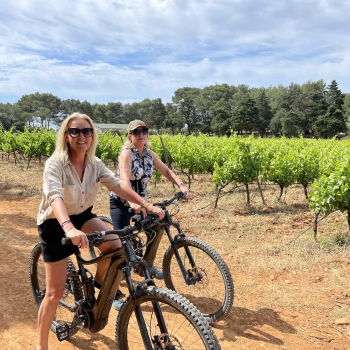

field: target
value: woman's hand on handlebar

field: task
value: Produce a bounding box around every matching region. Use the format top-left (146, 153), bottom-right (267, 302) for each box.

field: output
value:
top-left (144, 203), bottom-right (165, 220)
top-left (129, 201), bottom-right (147, 218)
top-left (179, 184), bottom-right (192, 200)
top-left (65, 227), bottom-right (89, 249)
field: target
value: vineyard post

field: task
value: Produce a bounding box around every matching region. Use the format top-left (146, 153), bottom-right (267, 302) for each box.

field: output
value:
top-left (160, 136), bottom-right (174, 190)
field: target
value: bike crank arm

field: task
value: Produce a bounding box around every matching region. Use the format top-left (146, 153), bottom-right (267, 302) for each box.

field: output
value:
top-left (58, 299), bottom-right (80, 312)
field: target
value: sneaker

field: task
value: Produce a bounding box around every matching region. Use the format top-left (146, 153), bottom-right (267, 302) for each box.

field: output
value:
top-left (149, 266), bottom-right (164, 280)
top-left (112, 298), bottom-right (125, 311)
top-left (112, 289), bottom-right (126, 311)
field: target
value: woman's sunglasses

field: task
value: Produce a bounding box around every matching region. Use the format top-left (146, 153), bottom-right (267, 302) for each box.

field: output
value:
top-left (66, 128), bottom-right (93, 138)
top-left (131, 129), bottom-right (148, 136)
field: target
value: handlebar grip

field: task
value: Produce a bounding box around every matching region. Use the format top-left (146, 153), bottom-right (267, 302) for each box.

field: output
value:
top-left (128, 208), bottom-right (135, 214)
top-left (153, 191), bottom-right (185, 207)
top-left (139, 213), bottom-right (159, 226)
top-left (61, 237), bottom-right (72, 245)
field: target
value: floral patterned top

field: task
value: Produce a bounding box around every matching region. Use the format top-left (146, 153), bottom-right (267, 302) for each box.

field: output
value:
top-left (110, 147), bottom-right (153, 207)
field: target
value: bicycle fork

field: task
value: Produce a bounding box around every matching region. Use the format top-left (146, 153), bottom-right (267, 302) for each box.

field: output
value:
top-left (123, 240), bottom-right (172, 349)
top-left (165, 224), bottom-right (198, 286)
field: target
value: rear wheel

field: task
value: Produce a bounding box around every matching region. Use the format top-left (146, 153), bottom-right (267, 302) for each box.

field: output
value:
top-left (115, 286), bottom-right (221, 350)
top-left (162, 237), bottom-right (234, 323)
top-left (29, 243), bottom-right (84, 340)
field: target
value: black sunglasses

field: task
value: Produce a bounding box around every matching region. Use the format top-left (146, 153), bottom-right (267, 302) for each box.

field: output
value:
top-left (131, 129), bottom-right (148, 136)
top-left (66, 128), bottom-right (93, 138)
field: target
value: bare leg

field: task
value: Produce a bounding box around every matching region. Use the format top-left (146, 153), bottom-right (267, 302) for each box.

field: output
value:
top-left (37, 258), bottom-right (68, 350)
top-left (81, 217), bottom-right (121, 285)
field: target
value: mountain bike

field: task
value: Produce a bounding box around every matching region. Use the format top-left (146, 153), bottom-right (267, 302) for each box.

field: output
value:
top-left (93, 192), bottom-right (234, 323)
top-left (29, 214), bottom-right (221, 350)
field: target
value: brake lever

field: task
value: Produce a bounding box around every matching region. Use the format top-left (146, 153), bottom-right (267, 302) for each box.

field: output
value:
top-left (131, 214), bottom-right (142, 223)
top-left (89, 236), bottom-right (104, 247)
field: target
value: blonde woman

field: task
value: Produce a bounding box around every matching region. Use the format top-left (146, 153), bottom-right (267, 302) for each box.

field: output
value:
top-left (109, 120), bottom-right (191, 306)
top-left (35, 113), bottom-right (164, 350)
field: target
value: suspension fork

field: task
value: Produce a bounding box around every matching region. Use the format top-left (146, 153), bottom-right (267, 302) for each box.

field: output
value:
top-left (124, 240), bottom-right (170, 347)
top-left (124, 263), bottom-right (154, 349)
top-left (132, 299), bottom-right (170, 348)
top-left (165, 223), bottom-right (197, 285)
top-left (173, 222), bottom-right (197, 267)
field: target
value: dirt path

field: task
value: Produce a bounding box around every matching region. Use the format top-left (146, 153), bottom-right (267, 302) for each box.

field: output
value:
top-left (0, 195), bottom-right (349, 349)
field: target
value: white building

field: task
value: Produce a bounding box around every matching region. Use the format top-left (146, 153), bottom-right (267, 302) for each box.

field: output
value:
top-left (94, 123), bottom-right (128, 134)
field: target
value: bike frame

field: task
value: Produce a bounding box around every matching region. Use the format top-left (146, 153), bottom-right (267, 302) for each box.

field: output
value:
top-left (55, 234), bottom-right (172, 347)
top-left (143, 209), bottom-right (199, 286)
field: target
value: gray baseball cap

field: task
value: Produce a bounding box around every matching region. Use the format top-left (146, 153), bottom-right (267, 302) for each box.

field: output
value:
top-left (127, 120), bottom-right (149, 132)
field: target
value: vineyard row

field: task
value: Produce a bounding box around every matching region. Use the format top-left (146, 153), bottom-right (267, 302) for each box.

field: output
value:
top-left (1, 127), bottom-right (350, 224)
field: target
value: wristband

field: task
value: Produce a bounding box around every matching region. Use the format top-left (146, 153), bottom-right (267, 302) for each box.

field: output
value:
top-left (61, 220), bottom-right (72, 228)
top-left (177, 181), bottom-right (184, 187)
top-left (140, 199), bottom-right (146, 208)
top-left (64, 226), bottom-right (74, 235)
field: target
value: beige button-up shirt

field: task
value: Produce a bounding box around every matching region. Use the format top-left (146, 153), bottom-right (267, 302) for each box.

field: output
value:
top-left (37, 156), bottom-right (121, 225)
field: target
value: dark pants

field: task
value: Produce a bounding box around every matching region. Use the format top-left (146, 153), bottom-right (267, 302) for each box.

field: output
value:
top-left (109, 196), bottom-right (163, 267)
top-left (109, 196), bottom-right (133, 230)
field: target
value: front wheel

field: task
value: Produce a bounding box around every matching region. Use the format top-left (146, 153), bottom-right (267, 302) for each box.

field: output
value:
top-left (29, 243), bottom-right (84, 340)
top-left (162, 237), bottom-right (234, 323)
top-left (115, 286), bottom-right (221, 350)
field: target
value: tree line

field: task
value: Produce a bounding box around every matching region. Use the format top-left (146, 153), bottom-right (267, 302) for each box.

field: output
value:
top-left (1, 79), bottom-right (349, 138)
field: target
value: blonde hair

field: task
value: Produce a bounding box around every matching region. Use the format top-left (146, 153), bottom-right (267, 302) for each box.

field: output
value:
top-left (124, 131), bottom-right (151, 149)
top-left (53, 112), bottom-right (98, 164)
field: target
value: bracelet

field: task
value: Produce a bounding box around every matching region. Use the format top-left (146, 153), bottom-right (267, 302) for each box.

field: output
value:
top-left (140, 199), bottom-right (146, 208)
top-left (64, 226), bottom-right (75, 235)
top-left (177, 181), bottom-right (184, 187)
top-left (61, 220), bottom-right (72, 228)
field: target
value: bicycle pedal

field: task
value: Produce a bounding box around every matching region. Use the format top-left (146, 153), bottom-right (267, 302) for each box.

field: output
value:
top-left (52, 320), bottom-right (79, 342)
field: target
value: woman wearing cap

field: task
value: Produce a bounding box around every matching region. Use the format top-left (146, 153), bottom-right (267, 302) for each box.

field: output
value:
top-left (35, 113), bottom-right (164, 350)
top-left (110, 120), bottom-right (191, 293)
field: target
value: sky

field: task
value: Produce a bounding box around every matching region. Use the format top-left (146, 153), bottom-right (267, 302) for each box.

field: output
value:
top-left (1, 0), bottom-right (350, 105)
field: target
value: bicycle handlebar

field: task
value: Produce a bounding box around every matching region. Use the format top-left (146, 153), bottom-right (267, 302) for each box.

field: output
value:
top-left (152, 191), bottom-right (185, 207)
top-left (61, 213), bottom-right (159, 246)
top-left (62, 192), bottom-right (185, 246)
top-left (128, 192), bottom-right (186, 214)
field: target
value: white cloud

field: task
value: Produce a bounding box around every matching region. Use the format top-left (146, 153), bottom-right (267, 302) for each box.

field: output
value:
top-left (1, 0), bottom-right (350, 104)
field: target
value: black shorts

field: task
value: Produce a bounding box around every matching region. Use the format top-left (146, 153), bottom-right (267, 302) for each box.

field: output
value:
top-left (110, 196), bottom-right (133, 230)
top-left (38, 206), bottom-right (97, 263)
